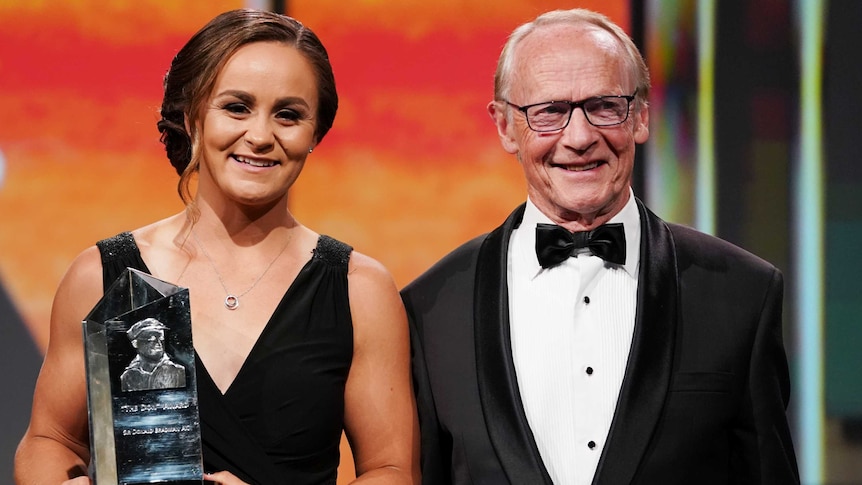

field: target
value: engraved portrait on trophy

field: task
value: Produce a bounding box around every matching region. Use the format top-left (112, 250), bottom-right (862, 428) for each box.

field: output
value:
top-left (120, 318), bottom-right (186, 392)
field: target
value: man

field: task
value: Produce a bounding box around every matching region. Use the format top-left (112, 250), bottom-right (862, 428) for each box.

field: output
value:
top-left (120, 317), bottom-right (186, 392)
top-left (401, 8), bottom-right (799, 485)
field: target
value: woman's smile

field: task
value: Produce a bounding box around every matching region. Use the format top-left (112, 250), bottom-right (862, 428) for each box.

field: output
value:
top-left (232, 154), bottom-right (279, 168)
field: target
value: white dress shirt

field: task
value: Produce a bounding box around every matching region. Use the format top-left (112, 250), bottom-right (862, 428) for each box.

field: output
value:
top-left (508, 192), bottom-right (641, 485)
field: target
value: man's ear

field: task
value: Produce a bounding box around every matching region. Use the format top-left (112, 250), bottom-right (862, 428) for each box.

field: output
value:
top-left (633, 103), bottom-right (650, 144)
top-left (487, 100), bottom-right (520, 155)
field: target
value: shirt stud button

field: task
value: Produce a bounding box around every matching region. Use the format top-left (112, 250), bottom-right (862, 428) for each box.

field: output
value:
top-left (586, 366), bottom-right (594, 375)
top-left (588, 441), bottom-right (596, 449)
top-left (584, 296), bottom-right (590, 304)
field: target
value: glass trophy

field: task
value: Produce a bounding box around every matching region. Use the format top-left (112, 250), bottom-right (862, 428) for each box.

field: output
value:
top-left (83, 268), bottom-right (202, 484)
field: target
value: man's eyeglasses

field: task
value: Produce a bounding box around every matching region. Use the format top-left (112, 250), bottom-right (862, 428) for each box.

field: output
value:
top-left (505, 90), bottom-right (638, 132)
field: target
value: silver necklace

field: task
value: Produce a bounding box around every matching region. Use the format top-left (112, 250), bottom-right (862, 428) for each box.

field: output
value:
top-left (192, 229), bottom-right (292, 310)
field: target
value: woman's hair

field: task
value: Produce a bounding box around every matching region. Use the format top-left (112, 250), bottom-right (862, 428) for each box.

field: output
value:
top-left (157, 9), bottom-right (338, 204)
top-left (494, 9), bottom-right (650, 108)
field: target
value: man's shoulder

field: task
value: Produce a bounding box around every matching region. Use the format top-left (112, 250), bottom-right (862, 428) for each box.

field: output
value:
top-left (121, 365), bottom-right (144, 376)
top-left (160, 358), bottom-right (186, 371)
top-left (664, 221), bottom-right (778, 275)
top-left (404, 204), bottom-right (525, 297)
top-left (401, 232), bottom-right (491, 334)
top-left (120, 367), bottom-right (146, 390)
top-left (403, 233), bottom-right (487, 297)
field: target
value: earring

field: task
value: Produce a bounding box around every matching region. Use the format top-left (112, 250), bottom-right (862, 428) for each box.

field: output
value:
top-left (308, 148), bottom-right (314, 154)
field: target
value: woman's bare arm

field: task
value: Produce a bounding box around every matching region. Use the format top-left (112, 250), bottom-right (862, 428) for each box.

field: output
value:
top-left (15, 246), bottom-right (104, 484)
top-left (343, 252), bottom-right (420, 484)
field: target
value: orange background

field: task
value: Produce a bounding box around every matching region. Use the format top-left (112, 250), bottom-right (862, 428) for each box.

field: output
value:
top-left (0, 0), bottom-right (627, 481)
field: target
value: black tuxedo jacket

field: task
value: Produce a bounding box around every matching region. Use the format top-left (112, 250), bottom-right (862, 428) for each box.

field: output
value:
top-left (401, 200), bottom-right (799, 484)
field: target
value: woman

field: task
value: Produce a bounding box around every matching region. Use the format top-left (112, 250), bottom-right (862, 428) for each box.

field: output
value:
top-left (15, 9), bottom-right (419, 485)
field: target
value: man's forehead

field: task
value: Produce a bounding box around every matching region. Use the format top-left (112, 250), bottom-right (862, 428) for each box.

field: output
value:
top-left (137, 330), bottom-right (164, 339)
top-left (509, 40), bottom-right (628, 99)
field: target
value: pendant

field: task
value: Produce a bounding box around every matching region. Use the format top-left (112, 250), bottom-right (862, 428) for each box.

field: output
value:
top-left (224, 294), bottom-right (240, 310)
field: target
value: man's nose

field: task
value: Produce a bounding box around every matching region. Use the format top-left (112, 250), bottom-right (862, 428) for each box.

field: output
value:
top-left (559, 107), bottom-right (598, 149)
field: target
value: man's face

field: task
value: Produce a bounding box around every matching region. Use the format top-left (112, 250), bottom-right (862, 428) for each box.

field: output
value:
top-left (490, 24), bottom-right (649, 230)
top-left (135, 330), bottom-right (165, 360)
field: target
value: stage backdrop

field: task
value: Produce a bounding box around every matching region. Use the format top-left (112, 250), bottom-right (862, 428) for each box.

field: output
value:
top-left (0, 0), bottom-right (627, 482)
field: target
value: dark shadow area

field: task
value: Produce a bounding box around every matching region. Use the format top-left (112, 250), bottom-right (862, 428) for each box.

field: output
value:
top-left (0, 278), bottom-right (42, 482)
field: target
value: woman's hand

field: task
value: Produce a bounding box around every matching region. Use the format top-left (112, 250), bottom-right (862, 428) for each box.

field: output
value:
top-left (57, 471), bottom-right (251, 485)
top-left (204, 471), bottom-right (251, 484)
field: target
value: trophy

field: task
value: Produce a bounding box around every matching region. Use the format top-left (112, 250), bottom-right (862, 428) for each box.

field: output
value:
top-left (83, 268), bottom-right (202, 484)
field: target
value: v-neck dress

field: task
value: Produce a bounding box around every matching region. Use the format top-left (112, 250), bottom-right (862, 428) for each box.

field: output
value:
top-left (97, 232), bottom-right (354, 485)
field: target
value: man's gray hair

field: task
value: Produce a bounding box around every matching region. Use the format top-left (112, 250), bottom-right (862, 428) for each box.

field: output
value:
top-left (493, 8), bottom-right (650, 108)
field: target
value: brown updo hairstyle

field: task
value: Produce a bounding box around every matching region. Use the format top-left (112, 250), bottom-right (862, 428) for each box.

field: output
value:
top-left (157, 9), bottom-right (338, 204)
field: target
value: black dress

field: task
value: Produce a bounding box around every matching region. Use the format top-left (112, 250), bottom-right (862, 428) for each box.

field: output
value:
top-left (97, 232), bottom-right (354, 485)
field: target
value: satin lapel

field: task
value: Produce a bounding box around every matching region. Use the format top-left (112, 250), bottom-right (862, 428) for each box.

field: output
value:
top-left (474, 204), bottom-right (554, 485)
top-left (592, 199), bottom-right (679, 484)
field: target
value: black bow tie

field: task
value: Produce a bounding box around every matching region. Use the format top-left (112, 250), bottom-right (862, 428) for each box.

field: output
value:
top-left (535, 223), bottom-right (626, 268)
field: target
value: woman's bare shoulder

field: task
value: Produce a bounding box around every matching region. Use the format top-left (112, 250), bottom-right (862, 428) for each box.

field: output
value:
top-left (347, 250), bottom-right (397, 289)
top-left (58, 244), bottom-right (105, 303)
top-left (129, 213), bottom-right (189, 251)
top-left (346, 250), bottom-right (405, 337)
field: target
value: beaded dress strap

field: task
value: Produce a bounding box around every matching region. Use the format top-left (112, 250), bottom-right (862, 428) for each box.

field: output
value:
top-left (95, 231), bottom-right (147, 292)
top-left (313, 235), bottom-right (352, 268)
top-left (96, 231), bottom-right (138, 265)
